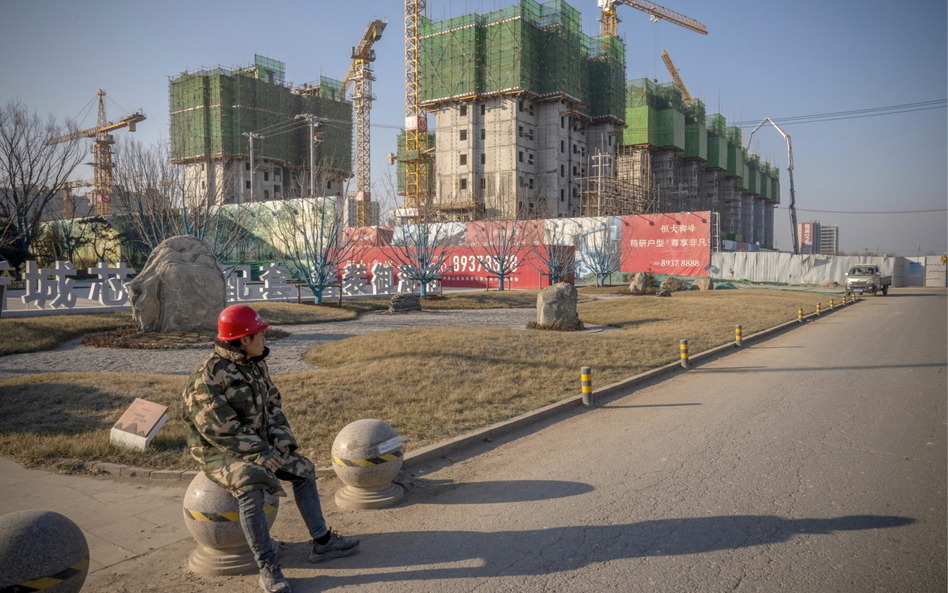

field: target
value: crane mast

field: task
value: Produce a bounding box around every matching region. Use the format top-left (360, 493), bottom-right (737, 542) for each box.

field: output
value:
top-left (46, 90), bottom-right (145, 215)
top-left (342, 19), bottom-right (387, 228)
top-left (746, 118), bottom-right (799, 254)
top-left (599, 0), bottom-right (708, 37)
top-left (404, 0), bottom-right (429, 223)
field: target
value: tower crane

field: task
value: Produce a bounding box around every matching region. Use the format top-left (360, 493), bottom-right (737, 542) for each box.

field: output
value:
top-left (660, 49), bottom-right (691, 100)
top-left (46, 90), bottom-right (146, 216)
top-left (746, 118), bottom-right (799, 254)
top-left (404, 0), bottom-right (429, 224)
top-left (339, 19), bottom-right (387, 228)
top-left (598, 0), bottom-right (707, 37)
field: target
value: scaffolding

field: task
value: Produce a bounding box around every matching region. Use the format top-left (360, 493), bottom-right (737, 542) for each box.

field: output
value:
top-left (418, 0), bottom-right (625, 121)
top-left (169, 56), bottom-right (352, 175)
top-left (396, 130), bottom-right (436, 196)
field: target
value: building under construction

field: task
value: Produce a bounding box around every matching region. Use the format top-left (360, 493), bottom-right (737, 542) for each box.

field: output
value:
top-left (169, 55), bottom-right (353, 205)
top-left (416, 0), bottom-right (778, 248)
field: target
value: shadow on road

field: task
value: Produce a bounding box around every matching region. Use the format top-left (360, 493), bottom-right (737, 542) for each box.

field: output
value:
top-left (397, 479), bottom-right (595, 506)
top-left (284, 514), bottom-right (914, 588)
top-left (603, 402), bottom-right (702, 409)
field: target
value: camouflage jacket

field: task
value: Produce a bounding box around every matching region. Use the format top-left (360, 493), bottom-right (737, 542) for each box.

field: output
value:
top-left (183, 343), bottom-right (315, 495)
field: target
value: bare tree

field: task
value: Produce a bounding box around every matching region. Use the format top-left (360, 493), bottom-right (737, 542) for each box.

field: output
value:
top-left (582, 222), bottom-right (622, 286)
top-left (261, 197), bottom-right (358, 304)
top-left (467, 219), bottom-right (535, 291)
top-left (528, 221), bottom-right (576, 285)
top-left (0, 101), bottom-right (85, 267)
top-left (112, 139), bottom-right (252, 267)
top-left (388, 214), bottom-right (454, 298)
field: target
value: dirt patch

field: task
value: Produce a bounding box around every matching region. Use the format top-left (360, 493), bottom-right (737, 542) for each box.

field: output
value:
top-left (82, 327), bottom-right (290, 349)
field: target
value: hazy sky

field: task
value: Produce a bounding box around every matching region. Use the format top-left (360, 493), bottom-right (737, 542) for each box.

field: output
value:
top-left (1, 0), bottom-right (945, 254)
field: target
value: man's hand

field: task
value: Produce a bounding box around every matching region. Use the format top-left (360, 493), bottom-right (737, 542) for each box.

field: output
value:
top-left (262, 447), bottom-right (292, 471)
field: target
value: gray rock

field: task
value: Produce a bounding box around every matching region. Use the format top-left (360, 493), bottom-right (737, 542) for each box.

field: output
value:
top-left (629, 272), bottom-right (649, 295)
top-left (660, 276), bottom-right (687, 292)
top-left (820, 280), bottom-right (840, 287)
top-left (537, 282), bottom-right (580, 328)
top-left (691, 278), bottom-right (714, 291)
top-left (656, 288), bottom-right (672, 297)
top-left (390, 293), bottom-right (422, 313)
top-left (127, 236), bottom-right (225, 333)
top-left (0, 510), bottom-right (89, 593)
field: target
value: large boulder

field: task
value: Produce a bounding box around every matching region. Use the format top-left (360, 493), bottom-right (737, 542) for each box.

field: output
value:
top-left (655, 288), bottom-right (672, 297)
top-left (390, 293), bottom-right (422, 313)
top-left (537, 282), bottom-right (580, 328)
top-left (127, 236), bottom-right (226, 333)
top-left (629, 272), bottom-right (649, 295)
top-left (691, 278), bottom-right (714, 291)
top-left (660, 276), bottom-right (687, 292)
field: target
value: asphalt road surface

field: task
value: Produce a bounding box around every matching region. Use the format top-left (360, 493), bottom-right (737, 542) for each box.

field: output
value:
top-left (90, 288), bottom-right (948, 592)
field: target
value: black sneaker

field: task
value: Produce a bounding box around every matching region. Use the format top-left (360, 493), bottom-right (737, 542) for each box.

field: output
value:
top-left (308, 529), bottom-right (360, 563)
top-left (259, 561), bottom-right (291, 593)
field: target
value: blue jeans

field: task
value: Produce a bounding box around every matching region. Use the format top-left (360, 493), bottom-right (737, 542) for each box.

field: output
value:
top-left (236, 469), bottom-right (329, 568)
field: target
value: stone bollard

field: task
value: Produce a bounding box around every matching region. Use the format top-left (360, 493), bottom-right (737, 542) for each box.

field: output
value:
top-left (0, 510), bottom-right (89, 593)
top-left (332, 419), bottom-right (405, 510)
top-left (183, 472), bottom-right (280, 576)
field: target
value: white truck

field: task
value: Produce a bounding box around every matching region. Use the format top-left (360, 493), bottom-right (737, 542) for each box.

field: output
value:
top-left (845, 265), bottom-right (892, 296)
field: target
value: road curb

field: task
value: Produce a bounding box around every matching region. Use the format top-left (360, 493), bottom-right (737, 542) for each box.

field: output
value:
top-left (76, 300), bottom-right (859, 481)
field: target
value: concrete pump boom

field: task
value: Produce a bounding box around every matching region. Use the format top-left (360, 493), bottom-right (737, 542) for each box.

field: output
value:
top-left (747, 117), bottom-right (798, 254)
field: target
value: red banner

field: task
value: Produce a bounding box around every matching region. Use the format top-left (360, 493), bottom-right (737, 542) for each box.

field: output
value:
top-left (351, 245), bottom-right (573, 289)
top-left (620, 212), bottom-right (712, 277)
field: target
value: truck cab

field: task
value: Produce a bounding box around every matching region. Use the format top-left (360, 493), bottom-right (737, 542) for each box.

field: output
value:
top-left (845, 265), bottom-right (891, 296)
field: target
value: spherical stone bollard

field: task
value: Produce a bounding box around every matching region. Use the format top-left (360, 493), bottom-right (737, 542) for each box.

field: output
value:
top-left (332, 419), bottom-right (405, 510)
top-left (0, 510), bottom-right (89, 593)
top-left (183, 471), bottom-right (280, 576)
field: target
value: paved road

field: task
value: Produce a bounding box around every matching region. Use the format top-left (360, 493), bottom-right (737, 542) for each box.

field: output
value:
top-left (40, 288), bottom-right (948, 591)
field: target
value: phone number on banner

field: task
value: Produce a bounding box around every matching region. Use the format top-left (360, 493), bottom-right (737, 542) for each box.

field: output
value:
top-left (659, 259), bottom-right (702, 267)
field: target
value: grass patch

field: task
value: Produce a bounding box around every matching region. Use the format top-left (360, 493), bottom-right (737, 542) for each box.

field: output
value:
top-left (0, 289), bottom-right (833, 471)
top-left (251, 302), bottom-right (360, 324)
top-left (0, 313), bottom-right (133, 356)
top-left (577, 285), bottom-right (634, 295)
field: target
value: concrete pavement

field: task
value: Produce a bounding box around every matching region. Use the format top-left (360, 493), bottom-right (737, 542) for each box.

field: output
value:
top-left (2, 288), bottom-right (944, 592)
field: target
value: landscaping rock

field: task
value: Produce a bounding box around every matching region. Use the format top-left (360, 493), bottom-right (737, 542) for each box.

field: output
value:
top-left (629, 272), bottom-right (649, 295)
top-left (691, 278), bottom-right (714, 291)
top-left (820, 280), bottom-right (840, 287)
top-left (537, 282), bottom-right (580, 328)
top-left (656, 288), bottom-right (672, 297)
top-left (127, 236), bottom-right (225, 334)
top-left (389, 293), bottom-right (422, 313)
top-left (660, 276), bottom-right (687, 292)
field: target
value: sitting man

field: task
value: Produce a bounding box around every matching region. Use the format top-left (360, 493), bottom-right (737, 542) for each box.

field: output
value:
top-left (184, 304), bottom-right (359, 593)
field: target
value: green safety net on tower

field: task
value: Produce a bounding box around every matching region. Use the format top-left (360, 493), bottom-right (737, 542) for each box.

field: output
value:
top-left (418, 0), bottom-right (625, 122)
top-left (169, 57), bottom-right (352, 173)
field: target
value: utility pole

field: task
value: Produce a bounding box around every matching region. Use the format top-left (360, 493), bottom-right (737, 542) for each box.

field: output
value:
top-left (295, 114), bottom-right (325, 199)
top-left (242, 132), bottom-right (265, 202)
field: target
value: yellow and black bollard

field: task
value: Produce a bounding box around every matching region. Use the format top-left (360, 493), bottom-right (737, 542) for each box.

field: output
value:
top-left (680, 339), bottom-right (689, 369)
top-left (830, 299), bottom-right (835, 310)
top-left (798, 308), bottom-right (803, 323)
top-left (581, 366), bottom-right (592, 407)
top-left (816, 302), bottom-right (821, 316)
top-left (735, 324), bottom-right (743, 347)
top-left (842, 294), bottom-right (847, 306)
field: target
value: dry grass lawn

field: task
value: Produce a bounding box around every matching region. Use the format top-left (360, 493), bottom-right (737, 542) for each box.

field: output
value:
top-left (0, 313), bottom-right (133, 356)
top-left (0, 289), bottom-right (838, 471)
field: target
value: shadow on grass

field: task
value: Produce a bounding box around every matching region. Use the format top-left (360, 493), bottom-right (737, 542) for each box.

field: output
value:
top-left (0, 383), bottom-right (135, 434)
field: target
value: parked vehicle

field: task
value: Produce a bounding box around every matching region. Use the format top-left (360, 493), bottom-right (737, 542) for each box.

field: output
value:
top-left (845, 265), bottom-right (891, 296)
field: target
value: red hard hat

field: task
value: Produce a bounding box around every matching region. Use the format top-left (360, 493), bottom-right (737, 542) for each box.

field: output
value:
top-left (217, 305), bottom-right (269, 341)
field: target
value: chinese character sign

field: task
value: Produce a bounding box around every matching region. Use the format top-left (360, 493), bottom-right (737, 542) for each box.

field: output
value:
top-left (621, 212), bottom-right (712, 277)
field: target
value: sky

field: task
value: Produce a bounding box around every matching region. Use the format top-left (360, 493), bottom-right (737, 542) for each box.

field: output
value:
top-left (1, 0), bottom-right (945, 255)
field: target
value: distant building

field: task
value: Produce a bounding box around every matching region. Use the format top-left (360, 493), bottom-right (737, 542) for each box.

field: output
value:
top-left (819, 225), bottom-right (839, 255)
top-left (169, 55), bottom-right (352, 206)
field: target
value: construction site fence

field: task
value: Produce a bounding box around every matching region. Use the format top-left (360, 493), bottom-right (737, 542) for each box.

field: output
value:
top-left (419, 0), bottom-right (625, 121)
top-left (711, 252), bottom-right (921, 287)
